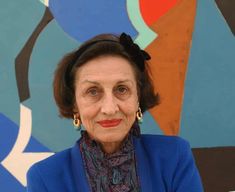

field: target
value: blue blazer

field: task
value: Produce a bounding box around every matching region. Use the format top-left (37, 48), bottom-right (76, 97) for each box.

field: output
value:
top-left (27, 135), bottom-right (203, 192)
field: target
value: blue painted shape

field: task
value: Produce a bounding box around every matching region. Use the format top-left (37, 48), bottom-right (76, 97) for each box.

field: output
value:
top-left (0, 165), bottom-right (25, 191)
top-left (0, 113), bottom-right (18, 161)
top-left (180, 0), bottom-right (235, 147)
top-left (49, 0), bottom-right (137, 42)
top-left (0, 113), bottom-right (51, 156)
top-left (24, 132), bottom-right (52, 153)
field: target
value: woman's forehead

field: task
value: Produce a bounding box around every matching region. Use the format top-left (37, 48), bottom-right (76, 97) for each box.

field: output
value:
top-left (79, 79), bottom-right (134, 86)
top-left (75, 56), bottom-right (136, 82)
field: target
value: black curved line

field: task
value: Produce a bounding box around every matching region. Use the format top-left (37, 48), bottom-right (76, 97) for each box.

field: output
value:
top-left (15, 7), bottom-right (54, 102)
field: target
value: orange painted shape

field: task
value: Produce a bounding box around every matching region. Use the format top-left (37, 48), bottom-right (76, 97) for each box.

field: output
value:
top-left (139, 0), bottom-right (180, 26)
top-left (147, 0), bottom-right (197, 135)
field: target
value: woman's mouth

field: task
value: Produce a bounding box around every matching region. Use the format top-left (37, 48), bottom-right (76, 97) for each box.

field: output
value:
top-left (97, 119), bottom-right (122, 128)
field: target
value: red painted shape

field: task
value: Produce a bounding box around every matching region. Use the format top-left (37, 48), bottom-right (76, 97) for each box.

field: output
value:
top-left (139, 0), bottom-right (180, 26)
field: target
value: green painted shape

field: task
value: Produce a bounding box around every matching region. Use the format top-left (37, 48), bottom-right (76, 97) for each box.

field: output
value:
top-left (126, 0), bottom-right (157, 49)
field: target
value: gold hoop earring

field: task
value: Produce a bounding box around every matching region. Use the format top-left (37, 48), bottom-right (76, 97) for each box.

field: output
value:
top-left (136, 107), bottom-right (143, 124)
top-left (73, 114), bottom-right (81, 130)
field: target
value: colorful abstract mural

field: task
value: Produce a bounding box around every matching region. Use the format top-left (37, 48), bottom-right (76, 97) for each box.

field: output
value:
top-left (0, 0), bottom-right (235, 191)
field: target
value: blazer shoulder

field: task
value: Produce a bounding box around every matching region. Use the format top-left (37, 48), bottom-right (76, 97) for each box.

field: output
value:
top-left (138, 135), bottom-right (203, 191)
top-left (27, 148), bottom-right (75, 191)
top-left (36, 148), bottom-right (71, 167)
top-left (140, 134), bottom-right (190, 150)
top-left (27, 147), bottom-right (72, 178)
top-left (138, 134), bottom-right (191, 162)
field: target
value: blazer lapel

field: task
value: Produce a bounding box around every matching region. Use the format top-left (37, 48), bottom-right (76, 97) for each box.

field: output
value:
top-left (71, 141), bottom-right (90, 192)
top-left (133, 137), bottom-right (153, 192)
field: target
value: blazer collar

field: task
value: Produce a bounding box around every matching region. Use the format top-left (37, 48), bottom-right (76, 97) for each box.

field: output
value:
top-left (133, 136), bottom-right (153, 192)
top-left (71, 140), bottom-right (90, 192)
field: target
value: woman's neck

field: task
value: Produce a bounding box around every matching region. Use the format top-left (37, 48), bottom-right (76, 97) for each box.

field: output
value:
top-left (83, 131), bottom-right (130, 154)
top-left (100, 141), bottom-right (122, 154)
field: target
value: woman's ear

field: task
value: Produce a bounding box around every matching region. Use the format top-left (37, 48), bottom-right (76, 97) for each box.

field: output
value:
top-left (73, 103), bottom-right (79, 114)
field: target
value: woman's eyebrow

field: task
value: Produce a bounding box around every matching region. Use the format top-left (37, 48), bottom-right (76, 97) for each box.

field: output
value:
top-left (116, 80), bottom-right (134, 85)
top-left (81, 79), bottom-right (134, 85)
top-left (81, 80), bottom-right (100, 85)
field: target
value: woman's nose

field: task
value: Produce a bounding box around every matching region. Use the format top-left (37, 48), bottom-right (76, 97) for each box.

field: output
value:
top-left (101, 93), bottom-right (119, 115)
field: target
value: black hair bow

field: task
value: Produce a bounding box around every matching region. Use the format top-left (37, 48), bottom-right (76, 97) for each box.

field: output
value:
top-left (120, 33), bottom-right (151, 71)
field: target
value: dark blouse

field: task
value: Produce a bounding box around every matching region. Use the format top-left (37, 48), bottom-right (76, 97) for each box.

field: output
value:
top-left (79, 131), bottom-right (141, 192)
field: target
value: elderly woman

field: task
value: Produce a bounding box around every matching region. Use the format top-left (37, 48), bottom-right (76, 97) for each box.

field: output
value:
top-left (27, 33), bottom-right (203, 192)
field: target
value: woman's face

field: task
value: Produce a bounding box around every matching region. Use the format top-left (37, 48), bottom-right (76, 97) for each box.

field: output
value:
top-left (74, 56), bottom-right (138, 149)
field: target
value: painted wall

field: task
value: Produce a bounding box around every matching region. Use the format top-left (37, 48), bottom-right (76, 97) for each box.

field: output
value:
top-left (0, 0), bottom-right (234, 191)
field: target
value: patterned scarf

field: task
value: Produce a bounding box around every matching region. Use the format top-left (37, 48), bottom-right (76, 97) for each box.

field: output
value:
top-left (79, 130), bottom-right (141, 192)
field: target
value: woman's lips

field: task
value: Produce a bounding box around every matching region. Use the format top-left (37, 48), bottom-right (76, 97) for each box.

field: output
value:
top-left (97, 119), bottom-right (122, 128)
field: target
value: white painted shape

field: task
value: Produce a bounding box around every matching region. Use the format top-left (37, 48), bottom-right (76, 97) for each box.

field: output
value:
top-left (1, 104), bottom-right (54, 186)
top-left (39, 0), bottom-right (49, 7)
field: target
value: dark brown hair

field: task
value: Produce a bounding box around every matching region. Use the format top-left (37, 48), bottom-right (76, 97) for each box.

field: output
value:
top-left (53, 33), bottom-right (159, 119)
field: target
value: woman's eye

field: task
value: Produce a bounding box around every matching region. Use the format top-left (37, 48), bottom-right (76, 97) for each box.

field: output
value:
top-left (116, 86), bottom-right (128, 94)
top-left (87, 88), bottom-right (99, 96)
